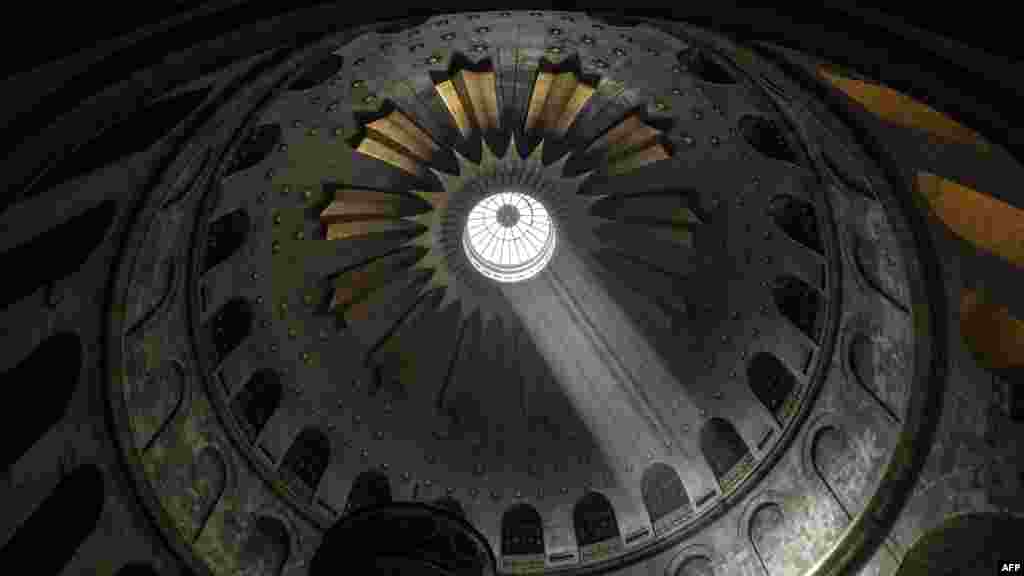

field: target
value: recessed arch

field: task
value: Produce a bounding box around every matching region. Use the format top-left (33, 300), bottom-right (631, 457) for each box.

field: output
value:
top-left (749, 502), bottom-right (786, 566)
top-left (739, 115), bottom-right (798, 164)
top-left (205, 298), bottom-right (253, 365)
top-left (227, 124), bottom-right (281, 177)
top-left (130, 361), bottom-right (186, 452)
top-left (573, 491), bottom-right (620, 547)
top-left (769, 195), bottom-right (822, 254)
top-left (811, 425), bottom-right (855, 513)
top-left (190, 445), bottom-right (228, 536)
top-left (345, 469), bottom-right (392, 513)
top-left (680, 49), bottom-right (736, 85)
top-left (747, 352), bottom-right (797, 417)
top-left (640, 462), bottom-right (691, 528)
top-left (676, 555), bottom-right (715, 576)
top-left (700, 418), bottom-right (751, 485)
top-left (772, 276), bottom-right (824, 342)
top-left (202, 209), bottom-right (249, 273)
top-left (229, 370), bottom-right (282, 443)
top-left (501, 503), bottom-right (545, 556)
top-left (280, 428), bottom-right (331, 498)
top-left (1, 333), bottom-right (80, 471)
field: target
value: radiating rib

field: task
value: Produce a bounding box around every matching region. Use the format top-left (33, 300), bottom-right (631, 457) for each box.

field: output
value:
top-left (355, 138), bottom-right (423, 177)
top-left (365, 111), bottom-right (439, 162)
top-left (608, 142), bottom-right (671, 176)
top-left (541, 72), bottom-right (578, 133)
top-left (586, 115), bottom-right (663, 162)
top-left (526, 68), bottom-right (596, 137)
top-left (320, 189), bottom-right (429, 224)
top-left (525, 70), bottom-right (554, 133)
top-left (435, 68), bottom-right (500, 138)
top-left (436, 80), bottom-right (471, 138)
top-left (462, 70), bottom-right (500, 132)
top-left (331, 248), bottom-right (425, 312)
top-left (557, 82), bottom-right (595, 135)
top-left (354, 106), bottom-right (444, 177)
top-left (325, 219), bottom-right (423, 242)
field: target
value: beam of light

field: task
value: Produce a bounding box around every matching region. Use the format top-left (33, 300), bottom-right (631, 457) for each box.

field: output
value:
top-left (500, 242), bottom-right (705, 501)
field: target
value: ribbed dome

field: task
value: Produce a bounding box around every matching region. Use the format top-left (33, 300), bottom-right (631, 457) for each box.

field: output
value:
top-left (4, 7), bottom-right (1022, 576)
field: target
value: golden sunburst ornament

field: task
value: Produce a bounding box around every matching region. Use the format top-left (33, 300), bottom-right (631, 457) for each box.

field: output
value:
top-left (320, 57), bottom-right (674, 323)
top-left (396, 134), bottom-right (587, 317)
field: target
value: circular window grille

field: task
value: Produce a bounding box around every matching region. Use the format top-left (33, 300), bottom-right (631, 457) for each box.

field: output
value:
top-left (462, 192), bottom-right (556, 283)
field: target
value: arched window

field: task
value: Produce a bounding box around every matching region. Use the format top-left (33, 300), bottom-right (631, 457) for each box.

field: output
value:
top-left (501, 503), bottom-right (545, 556)
top-left (226, 124), bottom-right (280, 176)
top-left (699, 418), bottom-right (750, 484)
top-left (202, 209), bottom-right (250, 273)
top-left (747, 352), bottom-right (797, 417)
top-left (205, 298), bottom-right (253, 365)
top-left (769, 195), bottom-right (822, 254)
top-left (280, 428), bottom-right (330, 497)
top-left (345, 470), bottom-right (392, 513)
top-left (641, 463), bottom-right (691, 529)
top-left (573, 491), bottom-right (619, 547)
top-left (739, 115), bottom-right (798, 164)
top-left (229, 370), bottom-right (282, 443)
top-left (772, 276), bottom-right (824, 342)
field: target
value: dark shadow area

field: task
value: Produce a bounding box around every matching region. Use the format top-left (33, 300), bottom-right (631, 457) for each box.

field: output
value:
top-left (289, 54), bottom-right (343, 91)
top-left (0, 201), bottom-right (115, 309)
top-left (772, 276), bottom-right (824, 343)
top-left (769, 195), bottom-right (822, 255)
top-left (279, 428), bottom-right (330, 498)
top-left (204, 298), bottom-right (253, 366)
top-left (344, 469), bottom-right (392, 514)
top-left (573, 491), bottom-right (619, 547)
top-left (895, 513), bottom-right (1024, 576)
top-left (0, 464), bottom-right (105, 574)
top-left (0, 334), bottom-right (80, 471)
top-left (229, 369), bottom-right (282, 443)
top-left (225, 123), bottom-right (281, 176)
top-left (202, 209), bottom-right (250, 273)
top-left (17, 88), bottom-right (211, 211)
